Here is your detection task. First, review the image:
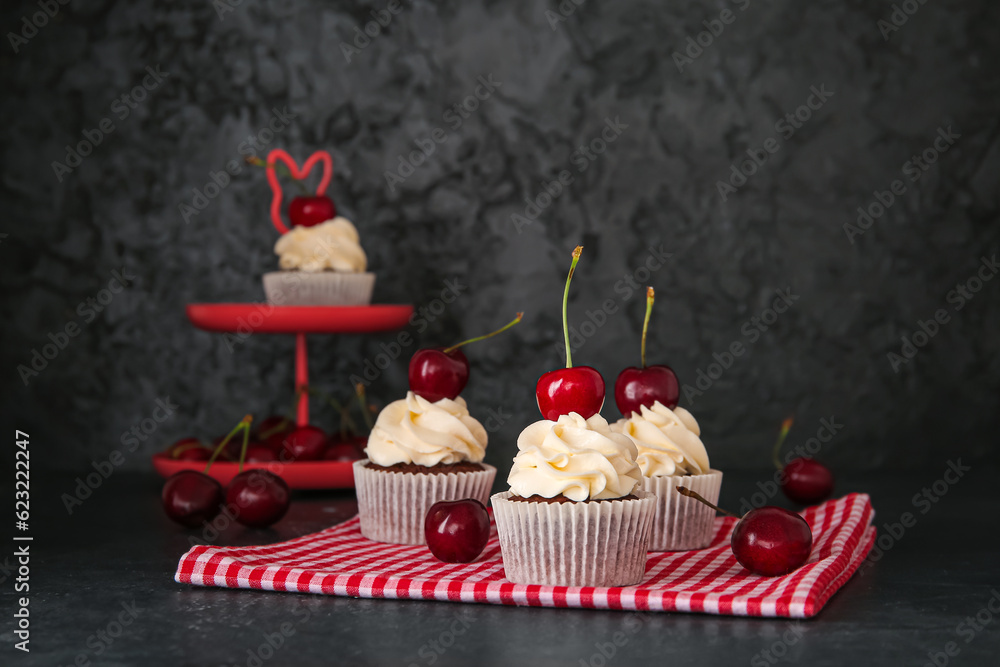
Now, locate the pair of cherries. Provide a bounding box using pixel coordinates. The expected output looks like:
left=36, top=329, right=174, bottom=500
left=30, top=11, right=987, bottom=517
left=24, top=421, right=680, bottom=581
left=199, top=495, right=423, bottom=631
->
left=534, top=248, right=678, bottom=422
left=162, top=417, right=291, bottom=529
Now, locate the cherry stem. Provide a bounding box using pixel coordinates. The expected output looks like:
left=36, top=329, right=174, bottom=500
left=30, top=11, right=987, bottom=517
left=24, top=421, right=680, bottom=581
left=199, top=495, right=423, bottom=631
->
left=771, top=416, right=795, bottom=471
left=442, top=313, right=524, bottom=354
left=246, top=156, right=310, bottom=194
left=677, top=486, right=741, bottom=519
left=641, top=286, right=654, bottom=368
left=205, top=415, right=252, bottom=474
left=562, top=246, right=583, bottom=369
left=301, top=385, right=360, bottom=436
left=237, top=419, right=251, bottom=474
left=259, top=417, right=291, bottom=440
left=171, top=441, right=205, bottom=458
left=355, top=383, right=375, bottom=432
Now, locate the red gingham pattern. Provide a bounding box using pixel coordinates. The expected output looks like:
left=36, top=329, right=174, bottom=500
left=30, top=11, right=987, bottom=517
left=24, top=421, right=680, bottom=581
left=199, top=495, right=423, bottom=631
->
left=175, top=493, right=875, bottom=618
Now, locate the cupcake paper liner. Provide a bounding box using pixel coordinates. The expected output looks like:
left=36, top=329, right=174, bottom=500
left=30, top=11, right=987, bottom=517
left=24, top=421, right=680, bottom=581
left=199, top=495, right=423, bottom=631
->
left=262, top=271, right=375, bottom=306
left=491, top=490, right=656, bottom=587
left=641, top=469, right=723, bottom=551
left=353, top=460, right=496, bottom=545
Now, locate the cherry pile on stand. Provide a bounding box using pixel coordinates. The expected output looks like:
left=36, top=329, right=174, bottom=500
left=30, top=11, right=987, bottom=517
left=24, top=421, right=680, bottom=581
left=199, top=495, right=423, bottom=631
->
left=161, top=416, right=290, bottom=529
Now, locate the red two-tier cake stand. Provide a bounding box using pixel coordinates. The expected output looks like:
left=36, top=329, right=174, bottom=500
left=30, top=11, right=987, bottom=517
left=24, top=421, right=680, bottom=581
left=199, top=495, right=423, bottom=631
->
left=152, top=149, right=413, bottom=489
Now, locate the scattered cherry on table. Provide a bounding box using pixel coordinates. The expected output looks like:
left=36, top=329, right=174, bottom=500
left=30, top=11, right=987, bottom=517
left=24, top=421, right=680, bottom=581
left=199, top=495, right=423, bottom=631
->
left=424, top=499, right=491, bottom=563
left=161, top=470, right=224, bottom=527
left=677, top=486, right=813, bottom=577
left=771, top=417, right=835, bottom=505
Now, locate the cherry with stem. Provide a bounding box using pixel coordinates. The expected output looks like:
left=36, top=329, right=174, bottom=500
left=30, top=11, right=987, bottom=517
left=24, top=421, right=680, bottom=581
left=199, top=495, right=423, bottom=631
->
left=409, top=313, right=523, bottom=403
left=677, top=486, right=813, bottom=577
left=772, top=416, right=835, bottom=505
left=535, top=246, right=605, bottom=420
left=613, top=286, right=680, bottom=416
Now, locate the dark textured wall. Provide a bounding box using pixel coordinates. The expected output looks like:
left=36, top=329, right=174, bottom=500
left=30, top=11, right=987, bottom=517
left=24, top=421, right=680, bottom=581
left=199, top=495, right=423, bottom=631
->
left=2, top=0, right=998, bottom=474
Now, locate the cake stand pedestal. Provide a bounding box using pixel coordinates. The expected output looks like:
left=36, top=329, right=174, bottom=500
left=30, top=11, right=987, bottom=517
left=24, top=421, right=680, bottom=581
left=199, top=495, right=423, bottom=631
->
left=150, top=303, right=413, bottom=489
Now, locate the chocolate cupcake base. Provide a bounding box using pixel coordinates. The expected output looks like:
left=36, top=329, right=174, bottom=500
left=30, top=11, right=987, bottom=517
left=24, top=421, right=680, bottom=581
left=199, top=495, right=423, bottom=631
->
left=491, top=490, right=656, bottom=587
left=353, top=459, right=496, bottom=545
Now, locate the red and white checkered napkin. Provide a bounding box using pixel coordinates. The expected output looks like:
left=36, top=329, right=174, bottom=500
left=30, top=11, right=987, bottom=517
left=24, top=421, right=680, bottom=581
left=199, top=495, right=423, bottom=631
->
left=175, top=492, right=875, bottom=618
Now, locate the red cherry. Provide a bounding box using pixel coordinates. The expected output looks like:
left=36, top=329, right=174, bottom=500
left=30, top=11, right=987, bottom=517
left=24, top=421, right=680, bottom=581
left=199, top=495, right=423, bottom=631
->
left=782, top=458, right=835, bottom=505
left=225, top=470, right=291, bottom=528
left=324, top=435, right=366, bottom=461
left=161, top=471, right=224, bottom=527
left=408, top=348, right=469, bottom=402
left=255, top=415, right=293, bottom=439
left=175, top=446, right=211, bottom=461
left=289, top=195, right=335, bottom=227
left=731, top=506, right=813, bottom=576
left=166, top=437, right=212, bottom=461
left=424, top=499, right=491, bottom=563
left=280, top=425, right=327, bottom=461
left=614, top=365, right=679, bottom=416
left=263, top=430, right=288, bottom=454
left=245, top=443, right=278, bottom=463
left=613, top=288, right=679, bottom=416
left=536, top=366, right=605, bottom=421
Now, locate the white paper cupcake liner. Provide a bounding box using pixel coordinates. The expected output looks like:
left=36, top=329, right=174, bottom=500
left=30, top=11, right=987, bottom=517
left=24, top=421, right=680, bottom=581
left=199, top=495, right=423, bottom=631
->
left=640, top=469, right=723, bottom=551
left=353, top=460, right=496, bottom=545
left=491, top=490, right=656, bottom=587
left=262, top=271, right=375, bottom=306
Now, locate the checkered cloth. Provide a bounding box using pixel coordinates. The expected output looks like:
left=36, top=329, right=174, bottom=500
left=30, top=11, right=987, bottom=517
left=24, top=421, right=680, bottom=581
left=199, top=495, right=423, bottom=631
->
left=175, top=492, right=875, bottom=618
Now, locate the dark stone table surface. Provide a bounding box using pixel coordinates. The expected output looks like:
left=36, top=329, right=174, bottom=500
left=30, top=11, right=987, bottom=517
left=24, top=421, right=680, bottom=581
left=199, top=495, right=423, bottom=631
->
left=4, top=466, right=998, bottom=666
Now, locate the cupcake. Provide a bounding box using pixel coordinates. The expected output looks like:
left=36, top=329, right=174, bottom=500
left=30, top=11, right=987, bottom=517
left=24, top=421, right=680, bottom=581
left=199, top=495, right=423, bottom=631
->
left=613, top=401, right=722, bottom=551
left=262, top=216, right=375, bottom=305
left=491, top=412, right=656, bottom=587
left=353, top=391, right=496, bottom=545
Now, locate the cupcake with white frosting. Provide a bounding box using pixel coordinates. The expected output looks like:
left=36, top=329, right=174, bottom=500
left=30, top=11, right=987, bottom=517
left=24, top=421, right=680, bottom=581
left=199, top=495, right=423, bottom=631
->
left=353, top=391, right=495, bottom=545
left=262, top=217, right=375, bottom=305
left=491, top=412, right=656, bottom=587
left=613, top=401, right=723, bottom=551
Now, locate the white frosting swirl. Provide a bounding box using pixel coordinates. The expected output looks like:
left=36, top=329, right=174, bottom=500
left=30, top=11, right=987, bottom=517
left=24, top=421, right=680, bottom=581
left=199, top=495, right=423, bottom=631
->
left=365, top=391, right=488, bottom=467
left=274, top=217, right=367, bottom=272
left=507, top=412, right=642, bottom=501
left=612, top=401, right=709, bottom=477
